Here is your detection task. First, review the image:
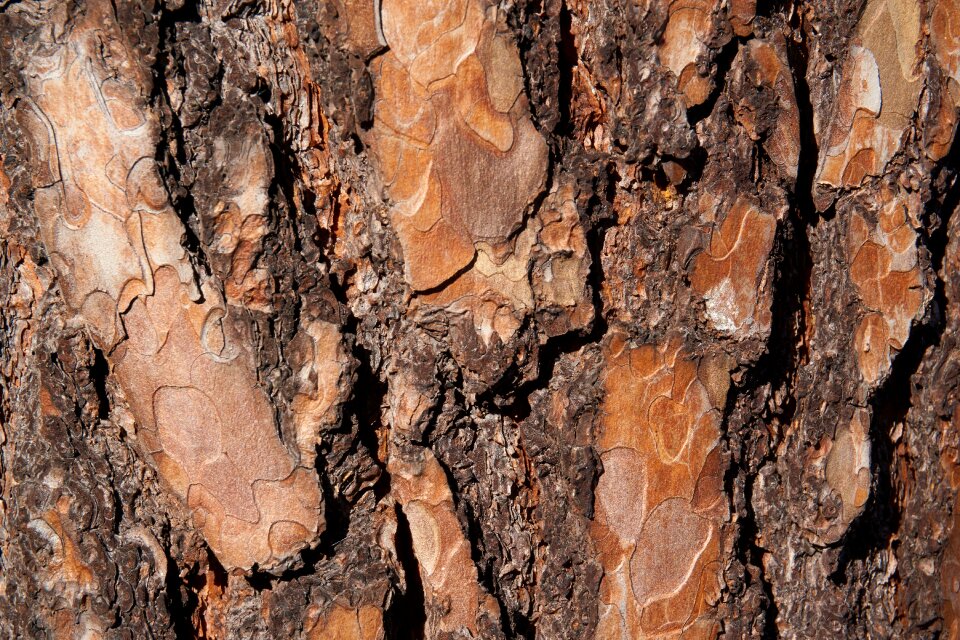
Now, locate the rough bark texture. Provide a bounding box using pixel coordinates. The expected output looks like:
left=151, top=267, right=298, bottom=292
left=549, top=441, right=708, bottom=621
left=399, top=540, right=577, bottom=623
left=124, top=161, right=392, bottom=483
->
left=1, top=0, right=959, bottom=638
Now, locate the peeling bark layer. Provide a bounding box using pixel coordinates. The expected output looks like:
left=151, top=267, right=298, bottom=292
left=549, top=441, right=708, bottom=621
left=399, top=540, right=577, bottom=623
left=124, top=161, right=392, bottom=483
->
left=2, top=0, right=960, bottom=638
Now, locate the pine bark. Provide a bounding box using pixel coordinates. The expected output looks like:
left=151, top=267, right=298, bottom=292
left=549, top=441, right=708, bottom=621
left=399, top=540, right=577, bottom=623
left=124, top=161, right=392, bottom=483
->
left=1, top=0, right=959, bottom=638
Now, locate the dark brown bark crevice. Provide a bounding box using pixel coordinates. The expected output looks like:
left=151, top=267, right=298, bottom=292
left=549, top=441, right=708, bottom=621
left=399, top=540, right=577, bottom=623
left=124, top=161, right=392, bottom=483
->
left=686, top=37, right=741, bottom=126
left=385, top=503, right=428, bottom=640
left=784, top=0, right=822, bottom=219
left=722, top=209, right=812, bottom=638
left=154, top=12, right=219, bottom=287
left=90, top=347, right=111, bottom=421
left=555, top=0, right=577, bottom=137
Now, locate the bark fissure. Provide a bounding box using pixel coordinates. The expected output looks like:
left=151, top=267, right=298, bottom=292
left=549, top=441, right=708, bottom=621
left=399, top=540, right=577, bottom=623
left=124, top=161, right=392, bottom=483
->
left=90, top=347, right=110, bottom=421
left=387, top=503, right=428, bottom=640
left=834, top=136, right=960, bottom=580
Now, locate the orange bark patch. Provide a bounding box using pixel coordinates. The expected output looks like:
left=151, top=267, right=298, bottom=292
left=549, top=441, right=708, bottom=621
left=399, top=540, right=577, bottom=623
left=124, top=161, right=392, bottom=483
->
left=207, top=128, right=273, bottom=312
left=366, top=0, right=562, bottom=345
left=27, top=496, right=108, bottom=637
left=847, top=188, right=925, bottom=385
left=334, top=0, right=387, bottom=59
left=728, top=0, right=756, bottom=37
left=932, top=0, right=960, bottom=93
left=925, top=87, right=960, bottom=162
left=534, top=183, right=594, bottom=332
left=20, top=7, right=324, bottom=571
left=593, top=337, right=729, bottom=638
left=304, top=603, right=385, bottom=640
left=660, top=0, right=720, bottom=108
left=930, top=0, right=960, bottom=160
left=289, top=319, right=350, bottom=468
left=817, top=408, right=872, bottom=542
left=690, top=197, right=776, bottom=337
left=370, top=0, right=547, bottom=290
left=815, top=0, right=922, bottom=191
left=388, top=449, right=500, bottom=637
left=735, top=39, right=800, bottom=181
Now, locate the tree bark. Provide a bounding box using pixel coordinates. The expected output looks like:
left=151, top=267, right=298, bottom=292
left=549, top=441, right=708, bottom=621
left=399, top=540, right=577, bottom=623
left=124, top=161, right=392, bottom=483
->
left=1, top=0, right=959, bottom=637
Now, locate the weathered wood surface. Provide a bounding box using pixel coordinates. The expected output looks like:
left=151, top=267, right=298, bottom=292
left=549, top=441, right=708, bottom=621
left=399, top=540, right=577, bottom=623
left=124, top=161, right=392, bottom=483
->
left=0, top=0, right=959, bottom=637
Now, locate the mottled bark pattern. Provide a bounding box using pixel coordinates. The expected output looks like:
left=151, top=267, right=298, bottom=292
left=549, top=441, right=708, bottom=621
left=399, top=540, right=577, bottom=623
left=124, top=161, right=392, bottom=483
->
left=1, top=0, right=959, bottom=638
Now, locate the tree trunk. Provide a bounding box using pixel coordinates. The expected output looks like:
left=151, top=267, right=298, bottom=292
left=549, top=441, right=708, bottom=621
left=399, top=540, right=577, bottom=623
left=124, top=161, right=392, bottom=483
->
left=1, top=0, right=959, bottom=637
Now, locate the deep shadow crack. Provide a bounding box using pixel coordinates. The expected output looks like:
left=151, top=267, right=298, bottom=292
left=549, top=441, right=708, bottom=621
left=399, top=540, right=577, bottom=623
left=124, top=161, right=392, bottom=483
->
left=385, top=503, right=428, bottom=640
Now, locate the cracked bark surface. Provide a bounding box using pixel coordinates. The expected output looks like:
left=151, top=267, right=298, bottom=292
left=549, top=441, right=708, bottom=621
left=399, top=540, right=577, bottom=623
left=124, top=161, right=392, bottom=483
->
left=1, top=0, right=959, bottom=638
